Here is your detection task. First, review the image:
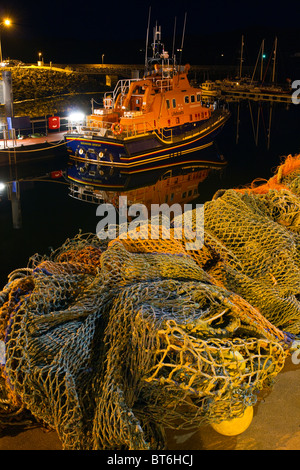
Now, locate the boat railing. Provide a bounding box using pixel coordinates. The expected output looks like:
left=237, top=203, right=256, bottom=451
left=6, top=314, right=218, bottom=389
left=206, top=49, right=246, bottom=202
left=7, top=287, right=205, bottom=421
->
left=69, top=183, right=107, bottom=204
left=122, top=120, right=156, bottom=137
left=77, top=118, right=156, bottom=139
left=104, top=78, right=140, bottom=109
left=154, top=78, right=172, bottom=92
left=74, top=108, right=229, bottom=142
left=156, top=108, right=229, bottom=143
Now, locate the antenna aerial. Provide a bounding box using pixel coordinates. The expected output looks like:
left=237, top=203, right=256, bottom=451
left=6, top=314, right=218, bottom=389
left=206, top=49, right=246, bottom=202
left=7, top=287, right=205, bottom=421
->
left=179, top=12, right=187, bottom=65
left=144, top=6, right=151, bottom=68
left=172, top=16, right=177, bottom=62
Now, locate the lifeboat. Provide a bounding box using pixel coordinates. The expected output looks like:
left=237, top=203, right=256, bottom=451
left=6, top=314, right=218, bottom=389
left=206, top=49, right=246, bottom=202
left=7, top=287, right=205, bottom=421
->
left=65, top=24, right=230, bottom=187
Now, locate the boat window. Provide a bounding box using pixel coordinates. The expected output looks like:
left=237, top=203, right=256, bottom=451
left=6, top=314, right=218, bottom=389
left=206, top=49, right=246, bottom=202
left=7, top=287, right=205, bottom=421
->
left=166, top=99, right=170, bottom=109
left=191, top=95, right=195, bottom=103
left=196, top=93, right=201, bottom=102
left=184, top=95, right=189, bottom=104
left=172, top=98, right=176, bottom=108
left=189, top=114, right=193, bottom=121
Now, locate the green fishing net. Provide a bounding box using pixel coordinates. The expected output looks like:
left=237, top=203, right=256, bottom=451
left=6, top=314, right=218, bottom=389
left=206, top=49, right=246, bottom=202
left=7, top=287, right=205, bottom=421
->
left=2, top=154, right=300, bottom=449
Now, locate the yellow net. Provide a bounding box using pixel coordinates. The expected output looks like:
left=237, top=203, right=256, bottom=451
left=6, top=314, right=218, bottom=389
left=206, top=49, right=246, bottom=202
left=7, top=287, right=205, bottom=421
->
left=2, top=154, right=300, bottom=449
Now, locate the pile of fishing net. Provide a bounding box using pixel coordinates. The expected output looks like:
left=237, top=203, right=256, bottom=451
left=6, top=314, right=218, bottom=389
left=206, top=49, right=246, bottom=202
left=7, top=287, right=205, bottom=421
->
left=1, top=153, right=300, bottom=450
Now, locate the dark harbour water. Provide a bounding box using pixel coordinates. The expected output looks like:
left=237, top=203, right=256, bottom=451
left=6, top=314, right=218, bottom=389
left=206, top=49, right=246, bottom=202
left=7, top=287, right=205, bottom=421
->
left=0, top=99, right=300, bottom=289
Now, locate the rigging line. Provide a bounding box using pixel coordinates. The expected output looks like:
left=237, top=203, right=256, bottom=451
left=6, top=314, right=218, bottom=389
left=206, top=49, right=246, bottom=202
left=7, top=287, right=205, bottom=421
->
left=0, top=139, right=71, bottom=153
left=262, top=38, right=277, bottom=85
left=251, top=40, right=263, bottom=84
left=91, top=97, right=104, bottom=106
left=262, top=51, right=272, bottom=85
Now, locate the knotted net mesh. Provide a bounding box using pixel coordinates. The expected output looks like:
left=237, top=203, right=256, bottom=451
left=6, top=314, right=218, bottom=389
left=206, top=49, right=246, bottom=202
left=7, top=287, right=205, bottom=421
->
left=1, top=154, right=300, bottom=449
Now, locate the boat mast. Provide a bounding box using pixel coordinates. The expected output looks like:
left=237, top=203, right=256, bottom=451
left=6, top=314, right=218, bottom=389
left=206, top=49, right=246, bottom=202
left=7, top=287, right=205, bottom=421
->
left=172, top=16, right=177, bottom=70
left=144, top=6, right=151, bottom=70
left=239, top=35, right=244, bottom=78
left=179, top=12, right=187, bottom=66
left=152, top=22, right=162, bottom=59
left=271, top=37, right=277, bottom=83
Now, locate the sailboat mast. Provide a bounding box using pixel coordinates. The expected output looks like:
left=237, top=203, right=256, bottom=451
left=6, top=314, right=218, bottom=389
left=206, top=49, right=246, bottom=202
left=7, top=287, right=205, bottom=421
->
left=271, top=37, right=277, bottom=83
left=239, top=35, right=244, bottom=78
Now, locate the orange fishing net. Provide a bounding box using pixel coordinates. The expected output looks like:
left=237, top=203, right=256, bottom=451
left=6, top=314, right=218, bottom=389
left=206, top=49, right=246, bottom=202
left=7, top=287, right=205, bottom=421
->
left=235, top=154, right=300, bottom=195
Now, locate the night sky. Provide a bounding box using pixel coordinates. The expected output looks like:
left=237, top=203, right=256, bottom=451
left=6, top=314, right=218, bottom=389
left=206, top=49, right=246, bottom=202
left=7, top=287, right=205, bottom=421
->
left=0, top=0, right=299, bottom=73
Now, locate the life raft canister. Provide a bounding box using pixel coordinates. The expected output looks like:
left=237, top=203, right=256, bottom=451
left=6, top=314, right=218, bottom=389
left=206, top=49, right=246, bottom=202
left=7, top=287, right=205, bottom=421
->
left=111, top=122, right=123, bottom=135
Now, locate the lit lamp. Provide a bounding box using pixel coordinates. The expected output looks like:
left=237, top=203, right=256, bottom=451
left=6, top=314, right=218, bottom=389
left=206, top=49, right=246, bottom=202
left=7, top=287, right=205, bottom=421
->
left=38, top=51, right=43, bottom=66
left=68, top=111, right=85, bottom=131
left=0, top=18, right=11, bottom=64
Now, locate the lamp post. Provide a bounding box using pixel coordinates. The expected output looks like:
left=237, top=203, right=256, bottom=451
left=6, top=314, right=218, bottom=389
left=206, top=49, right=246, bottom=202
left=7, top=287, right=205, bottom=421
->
left=0, top=19, right=11, bottom=63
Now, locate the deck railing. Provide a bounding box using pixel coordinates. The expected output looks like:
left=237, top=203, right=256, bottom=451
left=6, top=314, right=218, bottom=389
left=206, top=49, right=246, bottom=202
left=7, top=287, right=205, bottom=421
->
left=157, top=108, right=229, bottom=142
left=70, top=108, right=229, bottom=143
left=75, top=119, right=156, bottom=139
left=69, top=183, right=107, bottom=204
left=103, top=78, right=140, bottom=109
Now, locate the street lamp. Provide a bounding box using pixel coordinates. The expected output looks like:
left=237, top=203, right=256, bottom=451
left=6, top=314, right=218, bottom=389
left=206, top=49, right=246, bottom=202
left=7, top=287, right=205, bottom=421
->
left=0, top=18, right=11, bottom=63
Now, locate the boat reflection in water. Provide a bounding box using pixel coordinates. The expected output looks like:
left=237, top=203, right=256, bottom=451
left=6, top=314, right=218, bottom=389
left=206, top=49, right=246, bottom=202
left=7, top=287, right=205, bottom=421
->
left=67, top=142, right=226, bottom=210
